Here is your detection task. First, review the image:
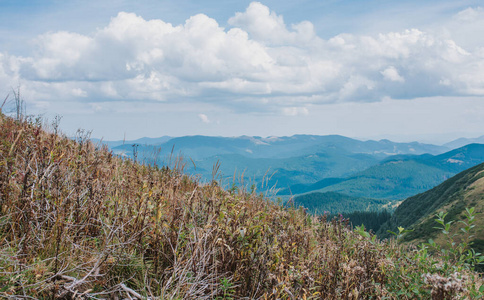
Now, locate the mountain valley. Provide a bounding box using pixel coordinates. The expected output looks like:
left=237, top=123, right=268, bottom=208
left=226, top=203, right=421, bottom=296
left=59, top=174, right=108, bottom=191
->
left=100, top=135, right=484, bottom=213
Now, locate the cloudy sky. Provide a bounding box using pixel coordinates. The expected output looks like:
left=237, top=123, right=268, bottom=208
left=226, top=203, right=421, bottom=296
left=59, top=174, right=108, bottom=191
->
left=1, top=0, right=483, bottom=143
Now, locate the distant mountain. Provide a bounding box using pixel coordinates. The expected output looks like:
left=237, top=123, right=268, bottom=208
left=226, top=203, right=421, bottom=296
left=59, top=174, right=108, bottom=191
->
left=191, top=150, right=382, bottom=188
left=292, top=191, right=391, bottom=214
left=91, top=136, right=172, bottom=149
left=313, top=160, right=453, bottom=200
left=424, top=143, right=484, bottom=172
left=291, top=144, right=484, bottom=200
left=111, top=134, right=448, bottom=161
left=377, top=162, right=484, bottom=258
left=108, top=134, right=449, bottom=188
left=443, top=135, right=484, bottom=150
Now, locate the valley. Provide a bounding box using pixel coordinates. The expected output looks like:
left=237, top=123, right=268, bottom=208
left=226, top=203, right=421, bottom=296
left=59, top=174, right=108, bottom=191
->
left=101, top=134, right=484, bottom=214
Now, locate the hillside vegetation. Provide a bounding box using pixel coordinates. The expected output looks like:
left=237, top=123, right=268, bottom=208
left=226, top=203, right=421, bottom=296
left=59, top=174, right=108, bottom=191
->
left=378, top=162, right=484, bottom=254
left=285, top=144, right=484, bottom=214
left=0, top=112, right=483, bottom=299
left=292, top=191, right=389, bottom=214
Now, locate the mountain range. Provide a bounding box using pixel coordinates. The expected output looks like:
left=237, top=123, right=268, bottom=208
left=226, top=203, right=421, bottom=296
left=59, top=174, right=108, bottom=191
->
left=287, top=143, right=484, bottom=201
left=443, top=135, right=484, bottom=150
left=109, top=134, right=447, bottom=159
left=107, top=134, right=448, bottom=185
left=96, top=134, right=484, bottom=208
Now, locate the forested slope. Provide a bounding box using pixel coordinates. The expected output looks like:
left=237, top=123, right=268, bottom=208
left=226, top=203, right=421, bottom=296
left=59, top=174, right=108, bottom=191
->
left=378, top=162, right=484, bottom=255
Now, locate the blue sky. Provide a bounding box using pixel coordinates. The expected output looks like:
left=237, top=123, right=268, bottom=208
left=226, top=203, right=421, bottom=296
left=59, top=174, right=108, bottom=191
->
left=1, top=0, right=483, bottom=143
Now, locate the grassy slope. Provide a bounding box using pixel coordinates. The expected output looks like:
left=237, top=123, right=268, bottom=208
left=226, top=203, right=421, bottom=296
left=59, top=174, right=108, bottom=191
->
left=318, top=160, right=454, bottom=200
left=0, top=113, right=482, bottom=299
left=378, top=162, right=484, bottom=251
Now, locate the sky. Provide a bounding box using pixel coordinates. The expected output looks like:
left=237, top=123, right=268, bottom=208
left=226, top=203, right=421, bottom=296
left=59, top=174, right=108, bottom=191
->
left=0, top=0, right=483, bottom=144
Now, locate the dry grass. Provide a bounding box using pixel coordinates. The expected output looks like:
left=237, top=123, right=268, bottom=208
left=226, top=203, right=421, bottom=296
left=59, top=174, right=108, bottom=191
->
left=0, top=112, right=482, bottom=299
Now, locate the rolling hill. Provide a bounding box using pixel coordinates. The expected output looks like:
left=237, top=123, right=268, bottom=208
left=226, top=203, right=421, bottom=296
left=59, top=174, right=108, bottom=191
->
left=291, top=191, right=391, bottom=214
left=191, top=150, right=381, bottom=188
left=110, top=134, right=447, bottom=160
left=377, top=162, right=484, bottom=256
left=91, top=136, right=172, bottom=149
left=290, top=144, right=484, bottom=200
left=444, top=135, right=484, bottom=150
left=108, top=134, right=449, bottom=190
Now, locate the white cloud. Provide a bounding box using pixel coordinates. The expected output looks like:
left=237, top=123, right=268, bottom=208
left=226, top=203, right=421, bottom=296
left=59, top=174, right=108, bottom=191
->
left=282, top=106, right=309, bottom=116
left=0, top=53, right=20, bottom=92
left=228, top=2, right=317, bottom=46
left=1, top=2, right=484, bottom=115
left=444, top=6, right=484, bottom=50
left=71, top=88, right=88, bottom=97
left=454, top=7, right=483, bottom=22
left=381, top=66, right=405, bottom=82
left=198, top=113, right=210, bottom=123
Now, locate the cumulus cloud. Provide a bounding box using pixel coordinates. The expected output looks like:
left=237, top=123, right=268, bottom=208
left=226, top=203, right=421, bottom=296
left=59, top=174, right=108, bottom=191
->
left=1, top=2, right=484, bottom=115
left=198, top=113, right=210, bottom=123
left=282, top=106, right=309, bottom=116
left=71, top=88, right=88, bottom=97
left=381, top=66, right=405, bottom=82
left=0, top=53, right=20, bottom=90
left=228, top=2, right=317, bottom=46
left=444, top=6, right=484, bottom=50
left=454, top=6, right=483, bottom=22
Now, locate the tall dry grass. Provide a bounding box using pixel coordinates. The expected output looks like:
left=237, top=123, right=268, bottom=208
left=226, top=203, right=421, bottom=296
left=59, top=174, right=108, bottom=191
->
left=0, top=112, right=482, bottom=299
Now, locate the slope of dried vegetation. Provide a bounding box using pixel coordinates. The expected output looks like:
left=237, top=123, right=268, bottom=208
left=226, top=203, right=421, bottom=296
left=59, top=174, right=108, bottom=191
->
left=0, top=112, right=483, bottom=299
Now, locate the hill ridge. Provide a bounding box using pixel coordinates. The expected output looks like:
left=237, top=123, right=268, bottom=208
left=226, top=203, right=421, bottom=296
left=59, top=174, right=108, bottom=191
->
left=377, top=162, right=484, bottom=249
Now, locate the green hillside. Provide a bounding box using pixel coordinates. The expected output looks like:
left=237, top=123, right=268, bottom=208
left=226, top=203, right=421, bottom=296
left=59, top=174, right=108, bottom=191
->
left=278, top=177, right=346, bottom=195
left=319, top=160, right=454, bottom=199
left=425, top=143, right=484, bottom=172
left=295, top=144, right=484, bottom=201
left=292, top=191, right=391, bottom=214
left=377, top=162, right=484, bottom=255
